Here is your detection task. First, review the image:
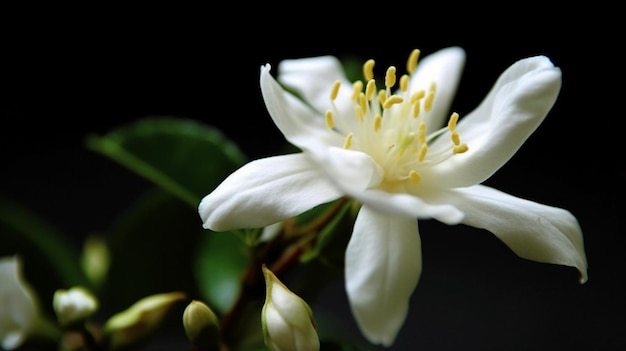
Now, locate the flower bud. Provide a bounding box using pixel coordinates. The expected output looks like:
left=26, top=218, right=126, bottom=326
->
left=261, top=265, right=319, bottom=351
left=103, top=291, right=186, bottom=350
left=182, top=300, right=220, bottom=350
left=53, top=286, right=99, bottom=326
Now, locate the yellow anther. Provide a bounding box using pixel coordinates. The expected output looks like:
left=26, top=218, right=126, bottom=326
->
left=406, top=49, right=420, bottom=74
left=418, top=144, right=428, bottom=162
left=447, top=112, right=459, bottom=130
left=359, top=92, right=368, bottom=114
left=400, top=74, right=409, bottom=92
left=354, top=105, right=364, bottom=122
left=382, top=95, right=404, bottom=109
left=344, top=133, right=353, bottom=149
left=453, top=143, right=469, bottom=154
left=330, top=80, right=341, bottom=101
left=409, top=170, right=421, bottom=184
left=412, top=101, right=421, bottom=118
left=418, top=121, right=426, bottom=143
left=365, top=79, right=376, bottom=101
left=451, top=131, right=461, bottom=145
left=385, top=66, right=396, bottom=88
left=325, top=110, right=335, bottom=129
left=351, top=80, right=363, bottom=101
left=374, top=114, right=382, bottom=131
left=378, top=89, right=387, bottom=105
left=410, top=90, right=425, bottom=103
left=424, top=90, right=435, bottom=111
left=363, top=59, right=375, bottom=81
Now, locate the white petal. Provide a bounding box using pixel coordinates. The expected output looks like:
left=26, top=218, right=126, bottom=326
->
left=408, top=47, right=466, bottom=134
left=0, top=256, right=38, bottom=349
left=260, top=64, right=341, bottom=153
left=345, top=207, right=422, bottom=346
left=431, top=56, right=562, bottom=188
left=199, top=153, right=342, bottom=231
left=439, top=185, right=588, bottom=283
left=277, top=56, right=352, bottom=115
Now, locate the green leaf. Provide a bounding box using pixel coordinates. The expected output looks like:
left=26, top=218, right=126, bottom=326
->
left=0, top=196, right=88, bottom=300
left=85, top=116, right=246, bottom=208
left=195, top=230, right=250, bottom=315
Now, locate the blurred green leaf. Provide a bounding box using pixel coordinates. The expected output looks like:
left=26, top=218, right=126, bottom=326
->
left=86, top=116, right=246, bottom=207
left=0, top=196, right=88, bottom=302
left=195, top=230, right=250, bottom=315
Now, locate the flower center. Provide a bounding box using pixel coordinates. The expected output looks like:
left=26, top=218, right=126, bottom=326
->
left=325, top=49, right=468, bottom=189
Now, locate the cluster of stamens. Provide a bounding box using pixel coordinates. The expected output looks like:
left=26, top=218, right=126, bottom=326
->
left=324, top=49, right=468, bottom=186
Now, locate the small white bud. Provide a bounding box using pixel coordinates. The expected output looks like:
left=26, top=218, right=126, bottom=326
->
left=53, top=286, right=99, bottom=326
left=261, top=265, right=319, bottom=351
left=182, top=300, right=220, bottom=350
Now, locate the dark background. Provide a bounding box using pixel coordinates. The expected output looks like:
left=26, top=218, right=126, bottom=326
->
left=2, top=6, right=623, bottom=350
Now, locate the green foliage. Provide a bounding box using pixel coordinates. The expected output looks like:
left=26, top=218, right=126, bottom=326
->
left=86, top=116, right=246, bottom=207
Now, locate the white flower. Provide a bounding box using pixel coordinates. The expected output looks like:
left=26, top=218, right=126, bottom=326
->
left=53, top=286, right=99, bottom=326
left=198, top=47, right=588, bottom=346
left=261, top=265, right=319, bottom=351
left=0, top=255, right=59, bottom=350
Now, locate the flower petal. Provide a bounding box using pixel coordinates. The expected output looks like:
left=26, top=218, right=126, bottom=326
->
left=345, top=207, right=422, bottom=346
left=199, top=153, right=342, bottom=231
left=277, top=55, right=353, bottom=115
left=437, top=185, right=588, bottom=283
left=431, top=55, right=562, bottom=188
left=260, top=64, right=341, bottom=153
left=408, top=46, right=466, bottom=134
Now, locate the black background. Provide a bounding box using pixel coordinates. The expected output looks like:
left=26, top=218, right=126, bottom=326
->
left=1, top=5, right=623, bottom=350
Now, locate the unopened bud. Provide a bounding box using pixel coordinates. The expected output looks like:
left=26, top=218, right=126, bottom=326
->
left=182, top=300, right=220, bottom=350
left=261, top=265, right=319, bottom=351
left=53, top=286, right=99, bottom=326
left=103, top=291, right=186, bottom=349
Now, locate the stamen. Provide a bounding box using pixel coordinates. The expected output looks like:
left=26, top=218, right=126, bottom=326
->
left=451, top=131, right=460, bottom=145
left=410, top=90, right=425, bottom=103
left=330, top=80, right=341, bottom=101
left=325, top=110, right=335, bottom=129
left=424, top=88, right=435, bottom=111
left=406, top=49, right=420, bottom=74
left=383, top=95, right=403, bottom=109
left=385, top=66, right=397, bottom=88
left=359, top=92, right=367, bottom=114
left=365, top=79, right=376, bottom=101
left=409, top=170, right=421, bottom=183
left=418, top=121, right=426, bottom=143
left=354, top=105, right=364, bottom=122
left=374, top=114, right=382, bottom=131
left=351, top=81, right=363, bottom=101
left=453, top=144, right=468, bottom=154
left=448, top=112, right=459, bottom=130
left=418, top=144, right=428, bottom=162
left=378, top=89, right=387, bottom=105
left=400, top=74, right=409, bottom=92
left=412, top=101, right=421, bottom=118
left=344, top=133, right=353, bottom=149
left=363, top=59, right=375, bottom=81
